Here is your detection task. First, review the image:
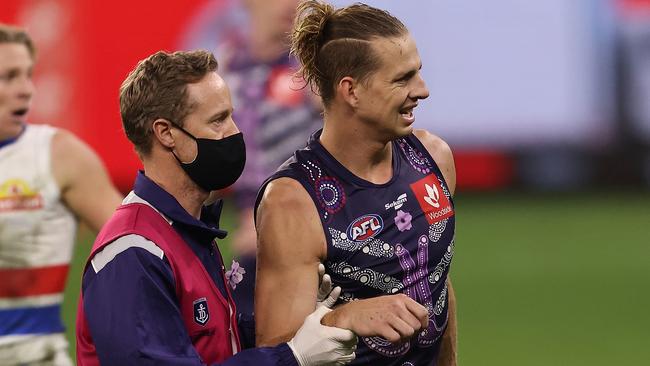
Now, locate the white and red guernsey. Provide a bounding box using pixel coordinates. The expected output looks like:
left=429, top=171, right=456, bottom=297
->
left=0, top=124, right=77, bottom=360
left=257, top=130, right=456, bottom=366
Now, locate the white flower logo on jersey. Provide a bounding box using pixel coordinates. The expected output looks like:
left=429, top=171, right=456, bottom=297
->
left=423, top=183, right=440, bottom=208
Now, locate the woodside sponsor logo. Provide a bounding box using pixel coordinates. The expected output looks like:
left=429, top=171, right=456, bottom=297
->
left=409, top=175, right=454, bottom=224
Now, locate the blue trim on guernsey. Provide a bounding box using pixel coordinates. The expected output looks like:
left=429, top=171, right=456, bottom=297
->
left=0, top=123, right=27, bottom=149
left=0, top=304, right=64, bottom=336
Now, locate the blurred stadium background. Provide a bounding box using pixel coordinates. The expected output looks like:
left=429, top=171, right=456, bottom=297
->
left=3, top=0, right=650, bottom=364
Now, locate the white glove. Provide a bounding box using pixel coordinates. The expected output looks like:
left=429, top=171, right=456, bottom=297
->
left=316, top=263, right=340, bottom=308
left=288, top=279, right=357, bottom=366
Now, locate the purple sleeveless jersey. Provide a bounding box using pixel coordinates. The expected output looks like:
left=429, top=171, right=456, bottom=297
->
left=256, top=130, right=456, bottom=366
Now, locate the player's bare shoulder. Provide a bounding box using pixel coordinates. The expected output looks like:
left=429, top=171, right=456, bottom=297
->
left=256, top=177, right=326, bottom=258
left=258, top=177, right=314, bottom=216
left=412, top=129, right=453, bottom=165
left=51, top=129, right=104, bottom=188
left=412, top=129, right=456, bottom=195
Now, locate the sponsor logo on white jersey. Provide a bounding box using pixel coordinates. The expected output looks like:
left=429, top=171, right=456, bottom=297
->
left=0, top=179, right=44, bottom=212
left=384, top=193, right=408, bottom=210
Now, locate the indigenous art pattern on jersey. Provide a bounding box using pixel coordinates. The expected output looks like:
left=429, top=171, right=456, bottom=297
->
left=259, top=131, right=456, bottom=365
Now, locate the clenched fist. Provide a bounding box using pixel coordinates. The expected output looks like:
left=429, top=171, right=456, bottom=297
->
left=321, top=294, right=428, bottom=343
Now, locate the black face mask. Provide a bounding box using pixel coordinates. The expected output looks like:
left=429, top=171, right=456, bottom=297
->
left=171, top=124, right=246, bottom=192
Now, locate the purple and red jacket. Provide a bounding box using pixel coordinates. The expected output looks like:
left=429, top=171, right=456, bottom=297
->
left=76, top=172, right=297, bottom=366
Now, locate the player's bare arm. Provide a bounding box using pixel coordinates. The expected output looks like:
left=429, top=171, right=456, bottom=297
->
left=255, top=177, right=326, bottom=346
left=256, top=178, right=430, bottom=346
left=414, top=128, right=458, bottom=365
left=51, top=129, right=122, bottom=232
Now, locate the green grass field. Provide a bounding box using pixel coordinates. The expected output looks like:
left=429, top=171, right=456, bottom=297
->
left=62, top=191, right=650, bottom=365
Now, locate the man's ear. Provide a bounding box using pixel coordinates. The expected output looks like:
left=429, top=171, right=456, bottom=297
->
left=336, top=76, right=360, bottom=108
left=151, top=119, right=175, bottom=149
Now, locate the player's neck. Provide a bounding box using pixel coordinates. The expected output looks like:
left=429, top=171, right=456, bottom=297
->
left=321, top=113, right=394, bottom=185
left=0, top=121, right=25, bottom=141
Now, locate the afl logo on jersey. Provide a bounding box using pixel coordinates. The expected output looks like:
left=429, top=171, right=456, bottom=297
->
left=347, top=214, right=384, bottom=242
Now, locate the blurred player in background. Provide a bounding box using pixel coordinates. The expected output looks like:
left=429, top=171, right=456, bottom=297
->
left=255, top=1, right=457, bottom=365
left=0, top=24, right=122, bottom=366
left=76, top=49, right=357, bottom=366
left=182, top=0, right=323, bottom=317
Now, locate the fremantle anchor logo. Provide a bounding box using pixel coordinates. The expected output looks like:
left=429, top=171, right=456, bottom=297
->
left=193, top=297, right=210, bottom=326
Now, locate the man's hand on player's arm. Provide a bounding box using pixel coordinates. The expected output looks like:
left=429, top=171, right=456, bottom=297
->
left=286, top=283, right=357, bottom=366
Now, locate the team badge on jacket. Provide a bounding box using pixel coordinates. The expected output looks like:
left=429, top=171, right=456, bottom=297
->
left=193, top=298, right=210, bottom=326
